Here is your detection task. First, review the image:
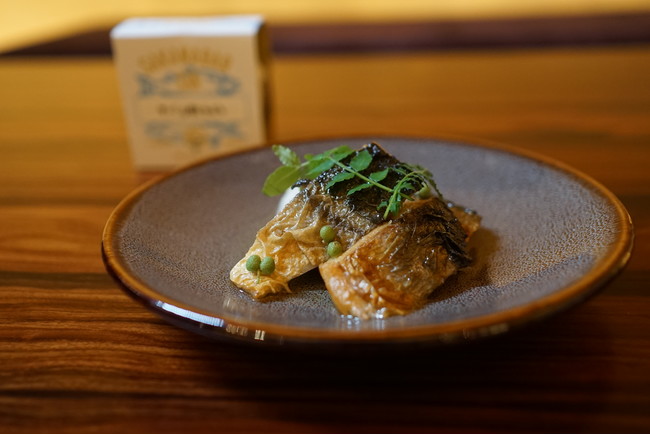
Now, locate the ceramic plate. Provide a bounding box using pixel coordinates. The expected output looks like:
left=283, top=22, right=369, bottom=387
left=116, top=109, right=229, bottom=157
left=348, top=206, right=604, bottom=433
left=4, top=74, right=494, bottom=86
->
left=102, top=137, right=633, bottom=348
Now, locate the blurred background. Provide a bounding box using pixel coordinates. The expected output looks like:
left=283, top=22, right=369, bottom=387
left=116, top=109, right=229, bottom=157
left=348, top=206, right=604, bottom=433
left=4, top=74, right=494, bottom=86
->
left=2, top=0, right=650, bottom=55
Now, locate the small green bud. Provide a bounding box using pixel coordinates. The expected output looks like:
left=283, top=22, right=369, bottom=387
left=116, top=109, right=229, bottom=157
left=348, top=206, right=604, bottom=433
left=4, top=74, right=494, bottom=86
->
left=327, top=241, right=343, bottom=258
left=246, top=255, right=261, bottom=273
left=260, top=256, right=275, bottom=275
left=320, top=225, right=336, bottom=243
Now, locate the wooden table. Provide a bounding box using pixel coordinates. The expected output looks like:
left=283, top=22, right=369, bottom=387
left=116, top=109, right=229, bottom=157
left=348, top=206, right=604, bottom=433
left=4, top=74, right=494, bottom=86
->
left=1, top=44, right=649, bottom=432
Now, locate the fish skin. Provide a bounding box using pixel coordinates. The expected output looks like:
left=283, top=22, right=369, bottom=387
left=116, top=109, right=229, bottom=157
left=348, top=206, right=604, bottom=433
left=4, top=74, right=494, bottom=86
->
left=228, top=184, right=374, bottom=298
left=319, top=198, right=480, bottom=319
left=230, top=143, right=400, bottom=298
left=230, top=143, right=480, bottom=319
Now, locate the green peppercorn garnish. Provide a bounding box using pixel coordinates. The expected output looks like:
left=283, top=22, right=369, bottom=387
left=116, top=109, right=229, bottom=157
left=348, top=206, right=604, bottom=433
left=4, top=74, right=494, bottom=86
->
left=246, top=255, right=261, bottom=273
left=260, top=256, right=275, bottom=275
left=320, top=225, right=336, bottom=243
left=327, top=241, right=343, bottom=258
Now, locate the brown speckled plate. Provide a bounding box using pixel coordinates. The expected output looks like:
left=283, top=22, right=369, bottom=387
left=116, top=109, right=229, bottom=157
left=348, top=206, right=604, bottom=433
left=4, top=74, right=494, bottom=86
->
left=102, top=137, right=633, bottom=348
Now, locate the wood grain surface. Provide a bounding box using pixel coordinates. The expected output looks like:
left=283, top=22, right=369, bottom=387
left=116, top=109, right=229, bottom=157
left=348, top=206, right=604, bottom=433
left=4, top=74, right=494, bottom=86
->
left=1, top=44, right=649, bottom=433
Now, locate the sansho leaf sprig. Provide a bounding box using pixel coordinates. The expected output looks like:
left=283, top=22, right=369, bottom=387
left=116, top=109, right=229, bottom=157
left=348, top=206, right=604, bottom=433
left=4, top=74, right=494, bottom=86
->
left=262, top=145, right=443, bottom=219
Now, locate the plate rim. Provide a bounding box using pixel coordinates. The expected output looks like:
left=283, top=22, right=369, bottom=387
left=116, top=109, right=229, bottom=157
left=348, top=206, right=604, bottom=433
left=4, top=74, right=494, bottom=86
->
left=101, top=135, right=634, bottom=345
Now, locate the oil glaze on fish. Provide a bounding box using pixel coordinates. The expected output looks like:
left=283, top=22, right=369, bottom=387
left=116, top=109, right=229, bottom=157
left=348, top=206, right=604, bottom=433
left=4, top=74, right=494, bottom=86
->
left=229, top=143, right=480, bottom=319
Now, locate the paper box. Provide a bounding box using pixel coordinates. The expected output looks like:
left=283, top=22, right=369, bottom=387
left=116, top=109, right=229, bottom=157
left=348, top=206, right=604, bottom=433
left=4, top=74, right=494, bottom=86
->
left=111, top=16, right=269, bottom=170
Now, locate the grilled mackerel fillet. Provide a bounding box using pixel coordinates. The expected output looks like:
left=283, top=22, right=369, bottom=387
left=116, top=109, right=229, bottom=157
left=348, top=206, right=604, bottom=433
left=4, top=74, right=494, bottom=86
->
left=229, top=143, right=480, bottom=317
left=319, top=198, right=480, bottom=319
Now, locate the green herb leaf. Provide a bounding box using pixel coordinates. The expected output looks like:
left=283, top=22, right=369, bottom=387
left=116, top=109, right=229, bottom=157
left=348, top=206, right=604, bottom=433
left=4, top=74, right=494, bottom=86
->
left=326, top=172, right=355, bottom=190
left=303, top=146, right=354, bottom=179
left=399, top=182, right=416, bottom=192
left=369, top=168, right=389, bottom=182
left=412, top=164, right=433, bottom=179
left=388, top=200, right=402, bottom=216
left=326, top=146, right=355, bottom=162
left=379, top=195, right=402, bottom=218
left=272, top=145, right=300, bottom=167
left=349, top=149, right=372, bottom=171
left=347, top=182, right=372, bottom=195
left=262, top=165, right=303, bottom=196
left=304, top=158, right=336, bottom=179
left=262, top=144, right=444, bottom=219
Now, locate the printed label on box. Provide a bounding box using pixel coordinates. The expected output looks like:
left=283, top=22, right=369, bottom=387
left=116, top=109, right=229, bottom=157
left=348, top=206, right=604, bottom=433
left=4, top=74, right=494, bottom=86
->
left=111, top=16, right=268, bottom=170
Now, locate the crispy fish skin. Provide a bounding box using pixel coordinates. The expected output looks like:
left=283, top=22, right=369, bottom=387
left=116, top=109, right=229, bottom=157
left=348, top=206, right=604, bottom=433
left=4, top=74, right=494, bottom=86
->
left=230, top=143, right=400, bottom=298
left=229, top=186, right=374, bottom=297
left=230, top=142, right=480, bottom=318
left=319, top=198, right=480, bottom=319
